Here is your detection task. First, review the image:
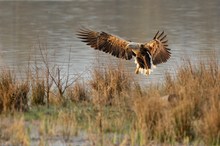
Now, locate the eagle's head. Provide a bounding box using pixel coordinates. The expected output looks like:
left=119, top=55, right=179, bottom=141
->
left=127, top=42, right=140, bottom=50
left=127, top=42, right=141, bottom=55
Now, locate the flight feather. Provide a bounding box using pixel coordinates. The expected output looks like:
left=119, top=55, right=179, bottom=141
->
left=76, top=28, right=133, bottom=60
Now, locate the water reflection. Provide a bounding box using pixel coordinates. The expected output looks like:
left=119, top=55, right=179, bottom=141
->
left=0, top=0, right=219, bottom=85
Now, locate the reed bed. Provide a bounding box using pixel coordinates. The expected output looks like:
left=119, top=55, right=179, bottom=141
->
left=0, top=54, right=219, bottom=145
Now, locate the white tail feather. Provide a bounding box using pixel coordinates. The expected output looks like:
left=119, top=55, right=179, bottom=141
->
left=134, top=57, right=155, bottom=75
left=139, top=68, right=152, bottom=75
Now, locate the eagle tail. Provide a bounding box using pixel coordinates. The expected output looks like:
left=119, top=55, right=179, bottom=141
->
left=134, top=51, right=155, bottom=76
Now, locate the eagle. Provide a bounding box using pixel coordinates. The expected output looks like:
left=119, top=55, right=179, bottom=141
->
left=76, top=28, right=171, bottom=76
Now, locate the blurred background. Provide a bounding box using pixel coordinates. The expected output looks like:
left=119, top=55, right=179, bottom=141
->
left=0, top=0, right=219, bottom=84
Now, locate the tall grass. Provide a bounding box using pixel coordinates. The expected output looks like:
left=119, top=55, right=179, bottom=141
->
left=0, top=51, right=219, bottom=145
left=130, top=58, right=220, bottom=144
left=30, top=67, right=45, bottom=106
left=0, top=69, right=29, bottom=113
left=89, top=62, right=133, bottom=106
left=0, top=116, right=30, bottom=146
left=67, top=81, right=88, bottom=102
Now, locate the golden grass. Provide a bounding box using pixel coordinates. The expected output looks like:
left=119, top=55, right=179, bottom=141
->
left=30, top=69, right=45, bottom=106
left=31, top=80, right=45, bottom=106
left=130, top=58, right=220, bottom=144
left=89, top=62, right=133, bottom=106
left=67, top=81, right=88, bottom=102
left=0, top=55, right=219, bottom=145
left=57, top=110, right=78, bottom=141
left=0, top=116, right=30, bottom=146
left=0, top=69, right=29, bottom=113
left=197, top=96, right=220, bottom=145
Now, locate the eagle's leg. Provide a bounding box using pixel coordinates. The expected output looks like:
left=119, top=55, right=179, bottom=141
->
left=135, top=63, right=140, bottom=74
left=144, top=65, right=151, bottom=76
left=146, top=69, right=150, bottom=75
left=135, top=67, right=139, bottom=74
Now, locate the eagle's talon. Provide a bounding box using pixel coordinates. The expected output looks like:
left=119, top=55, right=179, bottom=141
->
left=135, top=68, right=139, bottom=74
left=146, top=69, right=150, bottom=75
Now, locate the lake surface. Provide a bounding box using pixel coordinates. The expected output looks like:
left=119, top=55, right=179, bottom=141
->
left=0, top=0, right=220, bottom=85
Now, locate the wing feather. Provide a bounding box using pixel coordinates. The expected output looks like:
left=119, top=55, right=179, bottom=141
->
left=76, top=28, right=133, bottom=60
left=146, top=31, right=171, bottom=65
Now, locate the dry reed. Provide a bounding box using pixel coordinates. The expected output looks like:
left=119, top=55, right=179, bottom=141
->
left=89, top=62, right=133, bottom=106
left=0, top=69, right=29, bottom=113
left=0, top=51, right=219, bottom=145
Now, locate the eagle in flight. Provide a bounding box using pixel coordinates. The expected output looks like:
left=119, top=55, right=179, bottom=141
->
left=76, top=28, right=171, bottom=76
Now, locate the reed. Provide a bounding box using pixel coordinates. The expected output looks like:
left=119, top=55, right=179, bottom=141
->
left=130, top=57, right=220, bottom=144
left=0, top=116, right=30, bottom=146
left=89, top=61, right=133, bottom=106
left=30, top=66, right=46, bottom=106
left=0, top=51, right=219, bottom=145
left=67, top=81, right=88, bottom=102
left=0, top=69, right=29, bottom=113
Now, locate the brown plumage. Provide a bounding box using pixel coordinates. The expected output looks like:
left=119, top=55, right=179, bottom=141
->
left=146, top=31, right=171, bottom=65
left=76, top=28, right=171, bottom=76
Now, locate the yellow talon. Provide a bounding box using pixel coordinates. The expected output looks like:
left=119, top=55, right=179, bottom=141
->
left=135, top=68, right=139, bottom=74
left=146, top=69, right=150, bottom=75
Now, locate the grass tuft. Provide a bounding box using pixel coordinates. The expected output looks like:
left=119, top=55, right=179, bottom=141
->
left=67, top=81, right=88, bottom=102
left=89, top=63, right=133, bottom=106
left=0, top=69, right=29, bottom=113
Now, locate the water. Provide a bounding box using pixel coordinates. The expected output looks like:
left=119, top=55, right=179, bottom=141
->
left=0, top=0, right=220, bottom=85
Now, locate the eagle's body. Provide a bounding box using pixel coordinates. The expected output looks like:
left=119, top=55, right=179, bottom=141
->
left=77, top=28, right=171, bottom=76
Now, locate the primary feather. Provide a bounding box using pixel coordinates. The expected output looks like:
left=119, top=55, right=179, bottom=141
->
left=77, top=28, right=133, bottom=60
left=146, top=31, right=171, bottom=65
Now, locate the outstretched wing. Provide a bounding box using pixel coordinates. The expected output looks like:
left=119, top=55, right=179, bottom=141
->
left=146, top=31, right=171, bottom=65
left=76, top=28, right=133, bottom=60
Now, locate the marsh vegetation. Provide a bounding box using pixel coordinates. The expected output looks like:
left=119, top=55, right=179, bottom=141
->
left=0, top=49, right=220, bottom=146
